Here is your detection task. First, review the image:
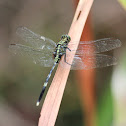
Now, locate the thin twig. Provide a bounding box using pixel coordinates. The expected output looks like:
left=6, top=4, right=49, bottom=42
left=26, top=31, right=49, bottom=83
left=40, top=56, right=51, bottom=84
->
left=38, top=0, right=94, bottom=126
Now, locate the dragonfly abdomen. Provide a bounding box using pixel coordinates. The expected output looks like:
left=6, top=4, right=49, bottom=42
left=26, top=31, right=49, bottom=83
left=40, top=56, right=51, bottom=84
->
left=36, top=62, right=57, bottom=106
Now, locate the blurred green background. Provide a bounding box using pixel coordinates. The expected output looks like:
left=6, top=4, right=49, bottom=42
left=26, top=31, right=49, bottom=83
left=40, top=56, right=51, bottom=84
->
left=0, top=0, right=126, bottom=126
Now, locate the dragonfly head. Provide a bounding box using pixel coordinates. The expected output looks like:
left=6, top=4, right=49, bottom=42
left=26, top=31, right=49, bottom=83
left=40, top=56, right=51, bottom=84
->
left=61, top=34, right=71, bottom=43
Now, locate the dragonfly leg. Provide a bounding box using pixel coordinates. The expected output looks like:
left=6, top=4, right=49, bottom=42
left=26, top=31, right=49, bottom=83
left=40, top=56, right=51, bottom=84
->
left=66, top=47, right=71, bottom=51
left=63, top=45, right=71, bottom=51
left=64, top=53, right=72, bottom=65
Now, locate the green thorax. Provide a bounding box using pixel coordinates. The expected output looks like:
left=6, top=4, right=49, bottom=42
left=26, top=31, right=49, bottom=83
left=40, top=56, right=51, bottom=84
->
left=54, top=34, right=71, bottom=63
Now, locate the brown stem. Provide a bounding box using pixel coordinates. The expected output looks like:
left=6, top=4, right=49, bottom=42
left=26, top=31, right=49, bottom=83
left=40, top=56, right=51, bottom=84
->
left=38, top=0, right=94, bottom=126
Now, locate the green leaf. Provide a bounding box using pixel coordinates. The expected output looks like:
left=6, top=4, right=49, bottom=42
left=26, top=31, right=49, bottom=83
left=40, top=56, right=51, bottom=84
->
left=118, top=0, right=126, bottom=10
left=96, top=84, right=113, bottom=126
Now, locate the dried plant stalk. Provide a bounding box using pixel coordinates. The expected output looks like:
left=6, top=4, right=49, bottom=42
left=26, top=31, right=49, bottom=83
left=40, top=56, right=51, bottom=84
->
left=38, top=0, right=94, bottom=126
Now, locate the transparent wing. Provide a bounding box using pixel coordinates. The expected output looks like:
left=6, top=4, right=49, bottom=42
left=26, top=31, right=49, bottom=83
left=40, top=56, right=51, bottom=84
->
left=68, top=38, right=121, bottom=55
left=9, top=44, right=54, bottom=67
left=61, top=54, right=117, bottom=70
left=16, top=27, right=56, bottom=49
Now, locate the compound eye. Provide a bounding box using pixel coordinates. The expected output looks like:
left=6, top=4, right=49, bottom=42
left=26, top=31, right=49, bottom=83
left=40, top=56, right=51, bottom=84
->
left=67, top=36, right=71, bottom=42
left=61, top=35, right=65, bottom=39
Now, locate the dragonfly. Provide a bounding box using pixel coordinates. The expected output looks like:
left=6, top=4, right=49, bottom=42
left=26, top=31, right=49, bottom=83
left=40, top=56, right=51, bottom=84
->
left=9, top=27, right=121, bottom=106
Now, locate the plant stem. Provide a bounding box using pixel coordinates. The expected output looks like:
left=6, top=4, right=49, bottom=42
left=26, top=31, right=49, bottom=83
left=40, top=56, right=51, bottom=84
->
left=38, top=0, right=94, bottom=126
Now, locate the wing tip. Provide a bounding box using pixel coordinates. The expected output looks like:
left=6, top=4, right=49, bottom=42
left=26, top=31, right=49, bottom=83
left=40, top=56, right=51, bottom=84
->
left=16, top=26, right=27, bottom=34
left=113, top=56, right=118, bottom=64
left=116, top=39, right=122, bottom=47
left=9, top=43, right=16, bottom=46
left=109, top=37, right=122, bottom=47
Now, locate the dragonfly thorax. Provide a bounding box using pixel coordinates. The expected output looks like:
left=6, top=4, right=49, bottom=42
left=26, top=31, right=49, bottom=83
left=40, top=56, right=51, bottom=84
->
left=53, top=35, right=71, bottom=64
left=53, top=44, right=65, bottom=63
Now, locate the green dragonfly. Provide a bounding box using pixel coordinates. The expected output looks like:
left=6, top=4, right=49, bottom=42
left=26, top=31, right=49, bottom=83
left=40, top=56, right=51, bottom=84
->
left=9, top=27, right=121, bottom=106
